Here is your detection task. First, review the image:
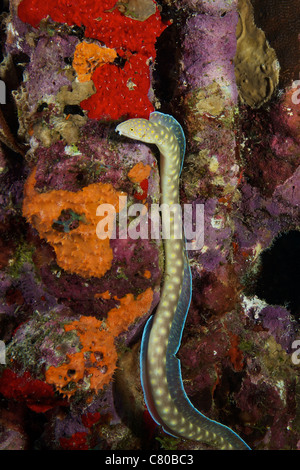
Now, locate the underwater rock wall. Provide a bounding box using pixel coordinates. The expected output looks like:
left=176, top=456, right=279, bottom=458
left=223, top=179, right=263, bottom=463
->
left=173, top=0, right=300, bottom=450
left=0, top=0, right=299, bottom=450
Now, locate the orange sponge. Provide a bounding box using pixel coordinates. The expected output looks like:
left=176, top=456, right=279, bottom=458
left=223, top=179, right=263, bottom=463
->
left=45, top=288, right=153, bottom=396
left=73, top=41, right=117, bottom=82
left=128, top=162, right=152, bottom=184
left=22, top=167, right=126, bottom=278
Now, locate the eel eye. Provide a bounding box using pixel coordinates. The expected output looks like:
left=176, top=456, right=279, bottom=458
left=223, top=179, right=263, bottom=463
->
left=130, top=128, right=134, bottom=132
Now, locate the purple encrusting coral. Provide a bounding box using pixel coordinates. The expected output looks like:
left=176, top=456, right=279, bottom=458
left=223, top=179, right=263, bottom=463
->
left=0, top=428, right=27, bottom=450
left=52, top=383, right=121, bottom=445
left=24, top=35, right=78, bottom=113
left=198, top=198, right=231, bottom=268
left=0, top=273, right=16, bottom=317
left=175, top=0, right=238, bottom=14
left=0, top=147, right=25, bottom=223
left=233, top=176, right=300, bottom=251
left=54, top=413, right=88, bottom=440
left=33, top=120, right=159, bottom=194
left=180, top=11, right=239, bottom=102
left=38, top=233, right=161, bottom=318
left=260, top=306, right=297, bottom=353
left=4, top=0, right=42, bottom=57
left=0, top=263, right=58, bottom=314
left=18, top=262, right=58, bottom=311
left=274, top=165, right=300, bottom=204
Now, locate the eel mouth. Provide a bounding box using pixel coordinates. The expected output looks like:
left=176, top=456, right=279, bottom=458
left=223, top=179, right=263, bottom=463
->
left=115, top=123, right=123, bottom=135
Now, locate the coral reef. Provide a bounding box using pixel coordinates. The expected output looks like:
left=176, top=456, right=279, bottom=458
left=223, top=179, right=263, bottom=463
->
left=17, top=0, right=169, bottom=120
left=0, top=0, right=299, bottom=452
left=171, top=0, right=300, bottom=451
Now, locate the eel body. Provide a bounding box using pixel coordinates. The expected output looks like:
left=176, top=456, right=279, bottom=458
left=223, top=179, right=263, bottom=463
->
left=116, top=112, right=250, bottom=450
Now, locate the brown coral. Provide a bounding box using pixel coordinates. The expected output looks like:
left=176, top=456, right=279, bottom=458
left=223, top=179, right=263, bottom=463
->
left=250, top=0, right=300, bottom=89
left=113, top=0, right=157, bottom=22
left=234, top=0, right=279, bottom=108
left=22, top=167, right=126, bottom=278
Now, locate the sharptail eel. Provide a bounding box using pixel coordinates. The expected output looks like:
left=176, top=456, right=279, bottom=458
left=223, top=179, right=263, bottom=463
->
left=116, top=112, right=250, bottom=450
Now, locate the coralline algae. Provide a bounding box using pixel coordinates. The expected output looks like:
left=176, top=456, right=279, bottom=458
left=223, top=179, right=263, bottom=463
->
left=181, top=12, right=239, bottom=103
